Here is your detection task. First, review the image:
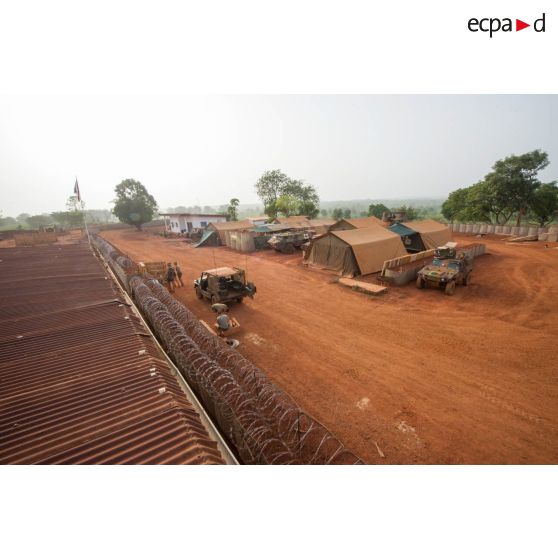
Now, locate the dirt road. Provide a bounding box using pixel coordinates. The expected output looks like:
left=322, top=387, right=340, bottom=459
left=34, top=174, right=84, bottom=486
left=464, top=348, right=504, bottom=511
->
left=102, top=229, right=558, bottom=464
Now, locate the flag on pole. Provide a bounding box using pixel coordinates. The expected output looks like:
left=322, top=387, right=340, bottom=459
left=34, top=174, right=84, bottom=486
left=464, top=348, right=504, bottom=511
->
left=74, top=177, right=81, bottom=202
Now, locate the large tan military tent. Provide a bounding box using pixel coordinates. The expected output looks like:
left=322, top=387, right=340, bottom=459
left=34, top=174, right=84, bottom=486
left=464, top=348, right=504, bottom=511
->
left=305, top=224, right=407, bottom=276
left=406, top=220, right=451, bottom=250
left=329, top=216, right=387, bottom=231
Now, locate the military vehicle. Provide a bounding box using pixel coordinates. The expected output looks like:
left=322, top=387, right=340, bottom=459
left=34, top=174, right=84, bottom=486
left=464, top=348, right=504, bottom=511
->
left=194, top=267, right=256, bottom=304
left=416, top=252, right=473, bottom=295
left=267, top=231, right=311, bottom=254
left=434, top=245, right=457, bottom=259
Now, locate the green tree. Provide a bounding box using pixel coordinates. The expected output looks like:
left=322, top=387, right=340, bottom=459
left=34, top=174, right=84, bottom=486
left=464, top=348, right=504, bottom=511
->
left=442, top=150, right=551, bottom=225
left=485, top=150, right=549, bottom=225
left=227, top=198, right=240, bottom=221
left=343, top=208, right=352, bottom=219
left=296, top=184, right=320, bottom=218
left=441, top=189, right=468, bottom=222
left=276, top=194, right=300, bottom=217
left=66, top=195, right=81, bottom=212
left=0, top=212, right=17, bottom=230
left=529, top=182, right=558, bottom=227
left=332, top=208, right=343, bottom=220
left=26, top=214, right=52, bottom=229
left=51, top=211, right=84, bottom=229
left=368, top=203, right=390, bottom=219
left=255, top=169, right=289, bottom=218
left=469, top=180, right=516, bottom=224
left=112, top=179, right=158, bottom=230
left=255, top=170, right=320, bottom=218
left=320, top=209, right=328, bottom=218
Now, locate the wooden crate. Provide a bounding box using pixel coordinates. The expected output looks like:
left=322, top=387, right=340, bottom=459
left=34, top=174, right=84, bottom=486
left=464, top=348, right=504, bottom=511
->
left=139, top=261, right=167, bottom=277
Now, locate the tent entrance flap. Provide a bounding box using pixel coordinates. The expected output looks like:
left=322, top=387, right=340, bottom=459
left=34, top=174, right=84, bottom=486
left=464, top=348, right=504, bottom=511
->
left=307, top=234, right=359, bottom=276
left=388, top=223, right=426, bottom=253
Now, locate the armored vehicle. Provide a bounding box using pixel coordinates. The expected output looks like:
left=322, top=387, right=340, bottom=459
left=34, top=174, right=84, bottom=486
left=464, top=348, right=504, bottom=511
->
left=194, top=267, right=256, bottom=304
left=434, top=245, right=457, bottom=259
left=267, top=231, right=311, bottom=254
left=416, top=252, right=473, bottom=295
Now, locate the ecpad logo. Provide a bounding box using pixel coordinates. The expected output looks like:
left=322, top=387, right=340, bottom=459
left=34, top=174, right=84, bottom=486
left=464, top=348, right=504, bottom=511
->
left=468, top=13, right=546, bottom=37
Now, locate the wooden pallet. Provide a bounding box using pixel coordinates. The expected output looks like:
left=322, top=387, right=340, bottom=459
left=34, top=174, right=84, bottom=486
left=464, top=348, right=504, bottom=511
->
left=339, top=278, right=388, bottom=295
left=200, top=317, right=241, bottom=337
left=506, top=235, right=538, bottom=243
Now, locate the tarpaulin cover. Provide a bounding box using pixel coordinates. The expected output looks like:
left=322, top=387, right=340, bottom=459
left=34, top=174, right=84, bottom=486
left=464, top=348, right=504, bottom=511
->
left=194, top=229, right=219, bottom=247
left=405, top=220, right=451, bottom=250
left=253, top=224, right=291, bottom=233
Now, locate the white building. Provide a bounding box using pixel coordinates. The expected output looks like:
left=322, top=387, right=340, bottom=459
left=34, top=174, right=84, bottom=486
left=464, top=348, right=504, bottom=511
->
left=160, top=213, right=227, bottom=233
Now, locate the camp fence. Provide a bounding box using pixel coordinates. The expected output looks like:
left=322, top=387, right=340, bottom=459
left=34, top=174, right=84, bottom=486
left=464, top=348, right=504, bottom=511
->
left=92, top=234, right=363, bottom=465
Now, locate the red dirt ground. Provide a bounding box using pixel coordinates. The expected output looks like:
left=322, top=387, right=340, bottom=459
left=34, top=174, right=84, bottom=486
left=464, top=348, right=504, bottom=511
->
left=102, top=230, right=558, bottom=464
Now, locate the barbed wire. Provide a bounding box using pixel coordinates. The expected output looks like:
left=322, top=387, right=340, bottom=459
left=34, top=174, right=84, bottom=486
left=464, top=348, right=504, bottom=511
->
left=93, top=234, right=363, bottom=464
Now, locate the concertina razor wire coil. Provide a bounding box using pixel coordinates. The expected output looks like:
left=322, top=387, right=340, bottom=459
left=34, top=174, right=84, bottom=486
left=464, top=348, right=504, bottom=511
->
left=92, top=234, right=363, bottom=465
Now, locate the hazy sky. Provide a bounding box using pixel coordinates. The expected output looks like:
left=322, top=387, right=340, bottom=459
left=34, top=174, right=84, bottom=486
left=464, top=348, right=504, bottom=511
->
left=0, top=95, right=557, bottom=216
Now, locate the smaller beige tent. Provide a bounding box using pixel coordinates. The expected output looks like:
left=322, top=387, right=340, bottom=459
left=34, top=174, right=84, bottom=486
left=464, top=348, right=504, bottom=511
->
left=406, top=220, right=451, bottom=250
left=307, top=218, right=335, bottom=235
left=329, top=216, right=388, bottom=231
left=305, top=224, right=407, bottom=276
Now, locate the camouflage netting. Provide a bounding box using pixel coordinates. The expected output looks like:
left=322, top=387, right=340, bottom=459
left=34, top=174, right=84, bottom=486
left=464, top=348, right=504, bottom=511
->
left=92, top=234, right=363, bottom=464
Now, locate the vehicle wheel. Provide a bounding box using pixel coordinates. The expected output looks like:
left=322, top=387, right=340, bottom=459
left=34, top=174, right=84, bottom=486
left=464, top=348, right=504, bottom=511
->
left=416, top=276, right=425, bottom=289
left=195, top=287, right=203, bottom=299
left=445, top=281, right=456, bottom=296
left=463, top=273, right=471, bottom=286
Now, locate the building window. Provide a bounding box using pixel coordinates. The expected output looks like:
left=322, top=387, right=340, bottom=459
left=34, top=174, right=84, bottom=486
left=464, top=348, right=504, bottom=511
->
left=200, top=221, right=207, bottom=227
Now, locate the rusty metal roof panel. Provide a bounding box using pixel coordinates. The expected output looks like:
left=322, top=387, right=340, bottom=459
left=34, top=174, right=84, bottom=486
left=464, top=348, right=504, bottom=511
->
left=0, top=244, right=225, bottom=465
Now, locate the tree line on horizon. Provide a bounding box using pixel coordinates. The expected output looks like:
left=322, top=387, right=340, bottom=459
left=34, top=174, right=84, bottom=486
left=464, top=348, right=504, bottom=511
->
left=4, top=152, right=556, bottom=232
left=441, top=150, right=558, bottom=227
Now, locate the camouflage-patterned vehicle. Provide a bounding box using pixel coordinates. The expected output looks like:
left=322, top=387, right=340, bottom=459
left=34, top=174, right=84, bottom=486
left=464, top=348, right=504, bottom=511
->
left=416, top=251, right=473, bottom=295
left=194, top=267, right=257, bottom=304
left=267, top=231, right=311, bottom=254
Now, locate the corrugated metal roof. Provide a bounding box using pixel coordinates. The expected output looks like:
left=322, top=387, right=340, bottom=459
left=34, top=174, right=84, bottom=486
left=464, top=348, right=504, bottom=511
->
left=0, top=244, right=226, bottom=464
left=206, top=219, right=252, bottom=231
left=307, top=218, right=335, bottom=227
